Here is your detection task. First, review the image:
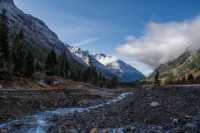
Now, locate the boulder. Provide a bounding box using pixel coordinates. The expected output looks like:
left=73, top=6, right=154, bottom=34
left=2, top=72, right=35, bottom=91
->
left=90, top=128, right=98, bottom=133
left=150, top=101, right=160, bottom=107
left=0, top=128, right=9, bottom=133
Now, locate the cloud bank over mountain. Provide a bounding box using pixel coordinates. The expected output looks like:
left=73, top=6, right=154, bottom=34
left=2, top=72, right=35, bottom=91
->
left=117, top=16, right=200, bottom=68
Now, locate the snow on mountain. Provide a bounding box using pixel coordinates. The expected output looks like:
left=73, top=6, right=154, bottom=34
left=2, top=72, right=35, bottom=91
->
left=95, top=54, right=144, bottom=82
left=67, top=46, right=144, bottom=82
left=1, top=0, right=143, bottom=82
left=95, top=54, right=122, bottom=72
left=67, top=46, right=90, bottom=65
left=67, top=46, right=114, bottom=77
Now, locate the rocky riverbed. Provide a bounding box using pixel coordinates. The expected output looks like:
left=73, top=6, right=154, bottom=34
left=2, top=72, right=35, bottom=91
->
left=49, top=86, right=200, bottom=133
left=1, top=85, right=200, bottom=133
left=0, top=93, right=133, bottom=133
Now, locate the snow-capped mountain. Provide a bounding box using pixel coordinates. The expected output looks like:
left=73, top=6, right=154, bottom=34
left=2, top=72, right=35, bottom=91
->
left=2, top=0, right=143, bottom=82
left=67, top=46, right=114, bottom=77
left=67, top=46, right=144, bottom=82
left=95, top=54, right=144, bottom=82
left=67, top=46, right=90, bottom=65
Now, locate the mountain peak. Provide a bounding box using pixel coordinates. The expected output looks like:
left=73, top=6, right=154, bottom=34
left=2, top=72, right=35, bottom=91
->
left=0, top=0, right=14, bottom=4
left=96, top=53, right=107, bottom=58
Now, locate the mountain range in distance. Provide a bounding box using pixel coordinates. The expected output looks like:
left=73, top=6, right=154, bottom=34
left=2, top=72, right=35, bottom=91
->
left=0, top=0, right=144, bottom=83
left=67, top=46, right=145, bottom=82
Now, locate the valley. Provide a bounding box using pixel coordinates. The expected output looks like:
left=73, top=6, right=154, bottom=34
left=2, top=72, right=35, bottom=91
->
left=0, top=77, right=127, bottom=123
left=1, top=0, right=200, bottom=133
left=1, top=84, right=200, bottom=132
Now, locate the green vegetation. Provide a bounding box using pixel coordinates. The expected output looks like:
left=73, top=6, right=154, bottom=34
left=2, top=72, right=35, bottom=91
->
left=108, top=75, right=119, bottom=88
left=0, top=9, right=119, bottom=88
left=45, top=50, right=58, bottom=76
left=154, top=69, right=160, bottom=86
left=13, top=30, right=26, bottom=75
left=187, top=53, right=200, bottom=70
left=24, top=50, right=35, bottom=77
left=0, top=9, right=10, bottom=78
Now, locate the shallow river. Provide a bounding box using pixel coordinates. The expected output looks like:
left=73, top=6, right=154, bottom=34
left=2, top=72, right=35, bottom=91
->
left=0, top=92, right=133, bottom=133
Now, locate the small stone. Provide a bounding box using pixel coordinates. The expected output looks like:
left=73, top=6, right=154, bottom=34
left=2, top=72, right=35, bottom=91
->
left=0, top=84, right=3, bottom=89
left=130, top=126, right=136, bottom=131
left=185, top=123, right=198, bottom=131
left=172, top=118, right=179, bottom=124
left=90, top=128, right=98, bottom=133
left=38, top=80, right=48, bottom=87
left=0, top=128, right=9, bottom=133
left=150, top=101, right=160, bottom=107
left=68, top=129, right=79, bottom=133
left=102, top=129, right=109, bottom=133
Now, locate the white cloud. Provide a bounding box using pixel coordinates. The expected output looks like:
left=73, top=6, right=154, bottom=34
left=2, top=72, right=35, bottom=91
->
left=116, top=16, right=200, bottom=68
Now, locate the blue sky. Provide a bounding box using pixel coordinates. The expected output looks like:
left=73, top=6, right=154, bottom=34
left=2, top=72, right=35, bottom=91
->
left=15, top=0, right=200, bottom=75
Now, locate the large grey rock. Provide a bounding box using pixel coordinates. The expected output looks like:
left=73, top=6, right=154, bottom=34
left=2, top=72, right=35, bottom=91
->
left=150, top=101, right=160, bottom=107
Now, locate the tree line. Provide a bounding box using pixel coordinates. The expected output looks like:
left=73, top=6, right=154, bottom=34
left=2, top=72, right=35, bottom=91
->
left=44, top=49, right=119, bottom=88
left=0, top=9, right=35, bottom=79
left=168, top=73, right=200, bottom=85
left=153, top=69, right=200, bottom=85
left=0, top=9, right=119, bottom=88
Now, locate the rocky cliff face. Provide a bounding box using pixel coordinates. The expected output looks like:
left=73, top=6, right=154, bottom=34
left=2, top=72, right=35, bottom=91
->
left=0, top=0, right=72, bottom=61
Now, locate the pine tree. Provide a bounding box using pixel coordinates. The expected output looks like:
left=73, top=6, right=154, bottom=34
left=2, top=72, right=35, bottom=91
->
left=102, top=75, right=106, bottom=86
left=154, top=69, right=160, bottom=86
left=187, top=74, right=194, bottom=83
left=83, top=68, right=89, bottom=82
left=88, top=56, right=99, bottom=83
left=181, top=76, right=186, bottom=84
left=24, top=50, right=35, bottom=77
left=59, top=55, right=65, bottom=77
left=59, top=55, right=70, bottom=78
left=45, top=49, right=58, bottom=76
left=35, top=61, right=43, bottom=71
left=64, top=59, right=70, bottom=78
left=98, top=72, right=105, bottom=87
left=0, top=9, right=9, bottom=70
left=13, top=30, right=26, bottom=75
left=109, top=75, right=119, bottom=88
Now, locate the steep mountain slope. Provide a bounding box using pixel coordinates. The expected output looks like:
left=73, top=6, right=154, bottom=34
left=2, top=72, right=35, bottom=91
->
left=150, top=50, right=200, bottom=83
left=1, top=0, right=144, bottom=82
left=67, top=46, right=144, bottom=82
left=0, top=0, right=73, bottom=62
left=95, top=54, right=144, bottom=82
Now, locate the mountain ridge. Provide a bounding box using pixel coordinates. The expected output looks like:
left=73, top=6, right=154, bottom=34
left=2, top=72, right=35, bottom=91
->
left=0, top=0, right=144, bottom=83
left=0, top=0, right=74, bottom=62
left=67, top=46, right=144, bottom=82
left=95, top=53, right=145, bottom=82
left=149, top=49, right=200, bottom=84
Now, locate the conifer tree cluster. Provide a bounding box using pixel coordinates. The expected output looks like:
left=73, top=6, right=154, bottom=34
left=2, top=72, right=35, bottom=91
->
left=0, top=9, right=9, bottom=73
left=0, top=9, right=119, bottom=88
left=0, top=9, right=36, bottom=79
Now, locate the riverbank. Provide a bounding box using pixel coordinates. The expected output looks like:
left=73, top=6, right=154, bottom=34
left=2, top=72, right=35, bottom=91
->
left=1, top=85, right=200, bottom=132
left=0, top=77, right=129, bottom=123
left=0, top=92, right=133, bottom=133
left=49, top=85, right=200, bottom=133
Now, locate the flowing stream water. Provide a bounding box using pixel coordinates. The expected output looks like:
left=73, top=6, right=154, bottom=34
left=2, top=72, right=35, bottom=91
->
left=0, top=92, right=133, bottom=133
